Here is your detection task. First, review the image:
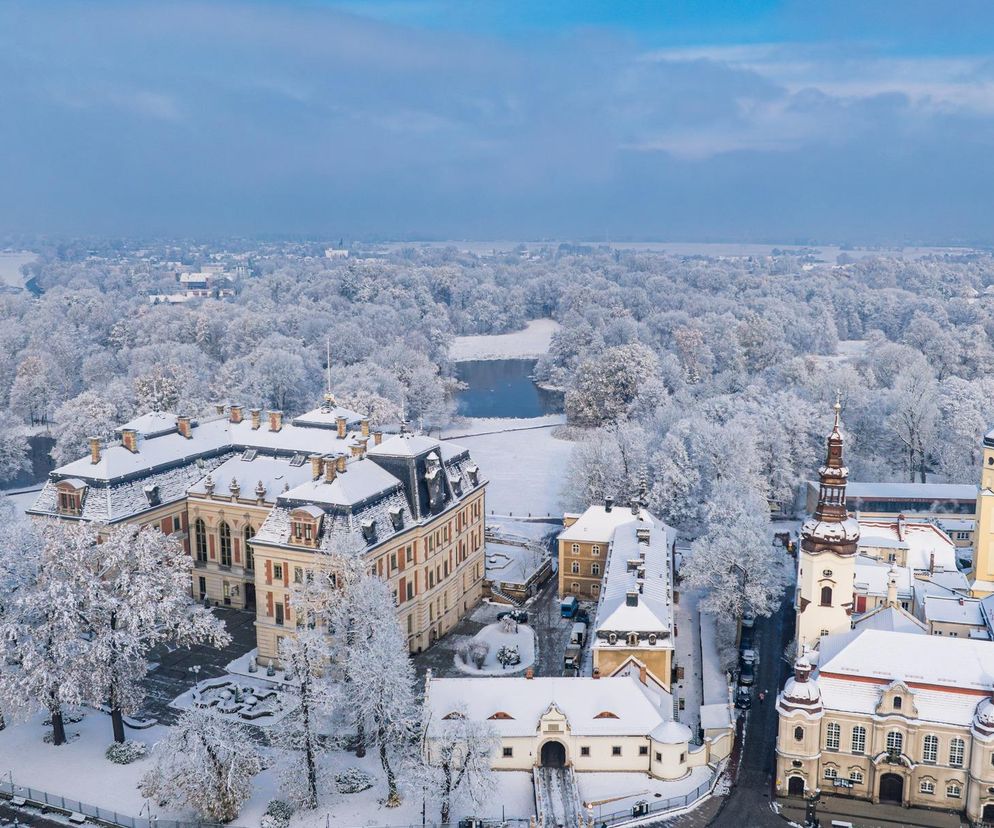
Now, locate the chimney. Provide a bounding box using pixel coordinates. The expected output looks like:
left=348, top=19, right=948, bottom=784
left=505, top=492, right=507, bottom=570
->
left=324, top=456, right=337, bottom=483
left=525, top=668, right=534, bottom=680
left=361, top=418, right=370, bottom=438
left=214, top=402, right=226, bottom=415
left=229, top=405, right=243, bottom=424
left=959, top=597, right=965, bottom=606
left=268, top=410, right=283, bottom=432
left=121, top=428, right=139, bottom=453
left=373, top=430, right=383, bottom=446
left=351, top=444, right=363, bottom=457
left=626, top=590, right=639, bottom=607
left=631, top=499, right=639, bottom=516
left=929, top=552, right=935, bottom=574
left=250, top=409, right=261, bottom=430
left=177, top=415, right=192, bottom=439
left=336, top=455, right=347, bottom=473
left=605, top=496, right=613, bottom=513
left=639, top=663, right=647, bottom=686
left=309, top=454, right=323, bottom=480
left=336, top=416, right=347, bottom=439
left=89, top=436, right=101, bottom=464
left=897, top=513, right=906, bottom=541
left=592, top=667, right=600, bottom=680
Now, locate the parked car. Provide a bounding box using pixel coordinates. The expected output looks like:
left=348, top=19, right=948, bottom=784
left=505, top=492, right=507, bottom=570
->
left=560, top=596, right=579, bottom=618
left=740, top=612, right=756, bottom=650
left=570, top=621, right=587, bottom=646
left=738, top=657, right=756, bottom=686
left=497, top=609, right=529, bottom=624
left=564, top=644, right=582, bottom=672
left=734, top=687, right=752, bottom=709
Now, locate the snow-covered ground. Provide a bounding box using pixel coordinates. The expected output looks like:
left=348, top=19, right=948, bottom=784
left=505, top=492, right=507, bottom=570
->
left=454, top=621, right=536, bottom=676
left=486, top=541, right=545, bottom=586
left=447, top=422, right=573, bottom=517
left=441, top=414, right=565, bottom=438
left=449, top=319, right=560, bottom=361
left=2, top=489, right=40, bottom=524
left=578, top=766, right=713, bottom=816
left=0, top=251, right=36, bottom=289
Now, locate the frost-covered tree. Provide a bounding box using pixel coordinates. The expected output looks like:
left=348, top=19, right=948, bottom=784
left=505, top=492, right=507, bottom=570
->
left=273, top=578, right=337, bottom=810
left=83, top=523, right=230, bottom=743
left=0, top=522, right=100, bottom=744
left=420, top=706, right=498, bottom=824
left=887, top=361, right=940, bottom=482
left=50, top=385, right=135, bottom=465
left=565, top=344, right=659, bottom=427
left=0, top=424, right=32, bottom=485
left=681, top=480, right=787, bottom=618
left=140, top=706, right=262, bottom=822
left=332, top=568, right=419, bottom=806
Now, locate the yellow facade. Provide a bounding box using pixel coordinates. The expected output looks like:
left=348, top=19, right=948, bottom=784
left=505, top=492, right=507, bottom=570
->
left=251, top=487, right=486, bottom=662
left=970, top=442, right=994, bottom=597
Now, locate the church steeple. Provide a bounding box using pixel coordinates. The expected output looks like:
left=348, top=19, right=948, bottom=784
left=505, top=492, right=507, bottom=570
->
left=801, top=397, right=859, bottom=558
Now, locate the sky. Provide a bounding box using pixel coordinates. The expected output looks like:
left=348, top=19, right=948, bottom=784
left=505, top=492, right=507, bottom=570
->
left=2, top=1, right=994, bottom=243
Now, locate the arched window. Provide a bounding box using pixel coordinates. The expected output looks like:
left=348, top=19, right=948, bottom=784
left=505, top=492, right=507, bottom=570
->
left=571, top=561, right=580, bottom=574
left=922, top=734, right=938, bottom=763
left=194, top=519, right=207, bottom=562
left=794, top=726, right=804, bottom=742
left=886, top=731, right=903, bottom=754
left=219, top=522, right=232, bottom=567
left=243, top=525, right=255, bottom=571
left=820, top=585, right=833, bottom=606
left=627, top=633, right=639, bottom=646
left=591, top=563, right=601, bottom=576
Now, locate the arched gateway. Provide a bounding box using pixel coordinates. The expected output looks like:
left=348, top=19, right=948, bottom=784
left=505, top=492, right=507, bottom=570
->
left=540, top=740, right=566, bottom=768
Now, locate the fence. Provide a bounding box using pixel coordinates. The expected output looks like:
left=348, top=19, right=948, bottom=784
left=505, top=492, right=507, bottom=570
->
left=587, top=770, right=719, bottom=827
left=0, top=780, right=239, bottom=828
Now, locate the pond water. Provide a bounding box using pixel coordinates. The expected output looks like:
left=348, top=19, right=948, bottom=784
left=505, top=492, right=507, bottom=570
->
left=453, top=359, right=563, bottom=418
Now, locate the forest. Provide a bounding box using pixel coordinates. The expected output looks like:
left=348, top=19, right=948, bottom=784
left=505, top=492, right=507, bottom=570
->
left=1, top=242, right=991, bottom=615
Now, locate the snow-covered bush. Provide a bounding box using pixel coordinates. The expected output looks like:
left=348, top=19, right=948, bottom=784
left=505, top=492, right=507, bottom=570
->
left=335, top=767, right=374, bottom=794
left=469, top=640, right=490, bottom=669
left=496, top=645, right=520, bottom=669
left=498, top=615, right=517, bottom=634
left=260, top=799, right=294, bottom=828
left=105, top=740, right=148, bottom=764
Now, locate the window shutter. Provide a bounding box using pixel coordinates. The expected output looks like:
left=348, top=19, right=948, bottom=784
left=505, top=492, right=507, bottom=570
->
left=265, top=559, right=273, bottom=585
left=266, top=591, right=274, bottom=617
left=399, top=576, right=406, bottom=603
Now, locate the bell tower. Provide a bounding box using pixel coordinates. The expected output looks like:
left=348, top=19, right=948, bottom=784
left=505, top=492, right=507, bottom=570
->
left=796, top=399, right=859, bottom=651
left=970, top=432, right=994, bottom=596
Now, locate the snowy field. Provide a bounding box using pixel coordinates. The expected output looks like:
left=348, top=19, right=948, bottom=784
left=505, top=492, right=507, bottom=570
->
left=448, top=423, right=573, bottom=517
left=0, top=710, right=538, bottom=828
left=449, top=319, right=560, bottom=361
left=454, top=621, right=536, bottom=675
left=441, top=414, right=565, bottom=438
left=0, top=251, right=35, bottom=289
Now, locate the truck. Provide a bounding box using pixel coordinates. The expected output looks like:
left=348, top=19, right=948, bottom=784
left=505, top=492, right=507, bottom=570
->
left=570, top=621, right=587, bottom=646
left=563, top=644, right=582, bottom=674
left=560, top=596, right=579, bottom=618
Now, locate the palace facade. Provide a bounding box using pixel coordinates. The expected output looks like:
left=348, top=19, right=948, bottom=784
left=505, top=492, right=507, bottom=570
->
left=28, top=398, right=487, bottom=660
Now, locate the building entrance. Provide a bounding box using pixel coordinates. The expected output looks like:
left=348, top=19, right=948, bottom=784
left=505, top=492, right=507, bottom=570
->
left=540, top=740, right=566, bottom=768
left=879, top=773, right=903, bottom=804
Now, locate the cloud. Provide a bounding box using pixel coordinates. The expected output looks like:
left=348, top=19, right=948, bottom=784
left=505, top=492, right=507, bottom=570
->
left=0, top=1, right=992, bottom=242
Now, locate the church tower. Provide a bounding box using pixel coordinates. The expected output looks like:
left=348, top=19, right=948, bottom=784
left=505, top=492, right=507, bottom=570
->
left=970, top=430, right=994, bottom=596
left=796, top=400, right=859, bottom=651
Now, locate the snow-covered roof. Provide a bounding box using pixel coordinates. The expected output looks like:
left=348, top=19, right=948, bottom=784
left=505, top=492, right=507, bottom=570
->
left=700, top=703, right=733, bottom=731
left=592, top=517, right=675, bottom=640
left=559, top=504, right=655, bottom=543
left=281, top=459, right=401, bottom=508
left=938, top=518, right=975, bottom=533
left=116, top=412, right=180, bottom=437
left=924, top=595, right=985, bottom=627
left=367, top=433, right=450, bottom=459
left=425, top=675, right=668, bottom=739
left=187, top=455, right=312, bottom=502
left=853, top=555, right=912, bottom=598
left=852, top=605, right=926, bottom=635
left=818, top=629, right=994, bottom=695
left=857, top=517, right=957, bottom=571
left=291, top=405, right=364, bottom=429
left=846, top=481, right=978, bottom=503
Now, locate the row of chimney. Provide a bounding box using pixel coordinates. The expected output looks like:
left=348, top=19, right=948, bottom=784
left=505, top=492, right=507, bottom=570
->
left=86, top=407, right=382, bottom=465
left=310, top=453, right=348, bottom=482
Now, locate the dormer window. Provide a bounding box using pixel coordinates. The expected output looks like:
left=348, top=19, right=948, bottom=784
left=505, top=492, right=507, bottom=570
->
left=289, top=505, right=324, bottom=547
left=627, top=633, right=639, bottom=646
left=55, top=479, right=87, bottom=516
left=389, top=506, right=405, bottom=531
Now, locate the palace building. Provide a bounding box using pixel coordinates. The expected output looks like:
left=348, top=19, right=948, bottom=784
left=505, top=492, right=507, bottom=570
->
left=28, top=397, right=487, bottom=661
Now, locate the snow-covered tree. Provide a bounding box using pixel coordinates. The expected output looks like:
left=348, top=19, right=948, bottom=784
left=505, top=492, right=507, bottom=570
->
left=273, top=578, right=337, bottom=810
left=681, top=480, right=787, bottom=618
left=84, top=523, right=230, bottom=743
left=50, top=385, right=134, bottom=465
left=331, top=567, right=419, bottom=806
left=0, top=522, right=101, bottom=744
left=887, top=361, right=940, bottom=482
left=420, top=706, right=498, bottom=824
left=0, top=424, right=31, bottom=485
left=565, top=343, right=659, bottom=427
left=140, top=706, right=262, bottom=822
